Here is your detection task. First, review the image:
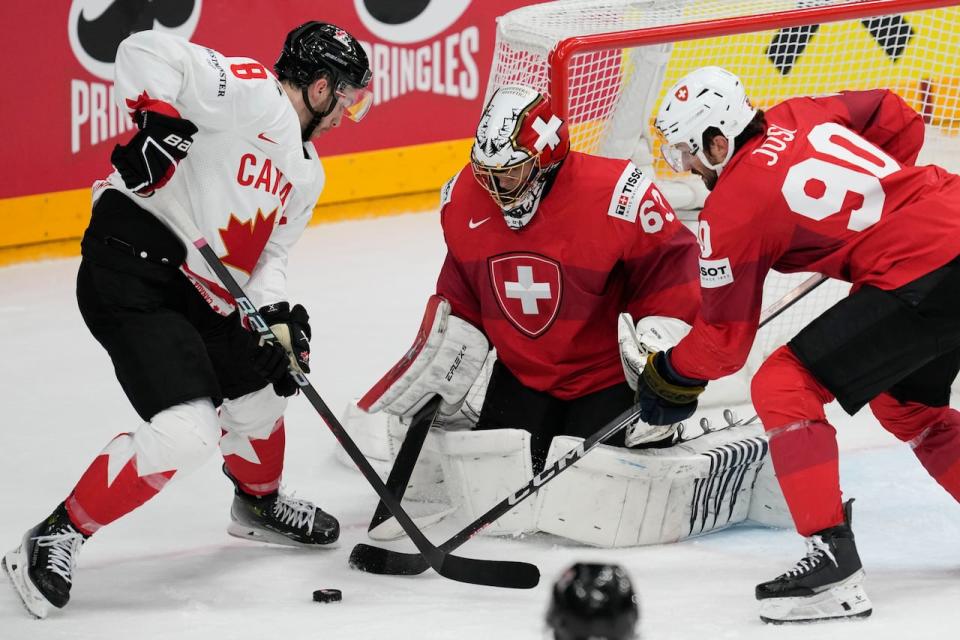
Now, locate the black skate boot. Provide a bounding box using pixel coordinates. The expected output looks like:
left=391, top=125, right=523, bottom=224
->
left=3, top=503, right=88, bottom=619
left=223, top=465, right=339, bottom=547
left=756, top=499, right=872, bottom=623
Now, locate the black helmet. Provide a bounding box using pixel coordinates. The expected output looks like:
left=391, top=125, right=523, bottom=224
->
left=545, top=563, right=639, bottom=640
left=275, top=22, right=371, bottom=90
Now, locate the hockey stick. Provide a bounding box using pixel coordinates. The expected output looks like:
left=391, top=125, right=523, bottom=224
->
left=167, top=201, right=539, bottom=589
left=349, top=272, right=830, bottom=576
left=367, top=396, right=443, bottom=538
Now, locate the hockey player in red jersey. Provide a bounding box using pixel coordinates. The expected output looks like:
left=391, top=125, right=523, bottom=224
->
left=3, top=23, right=372, bottom=619
left=635, top=66, right=960, bottom=623
left=360, top=84, right=701, bottom=477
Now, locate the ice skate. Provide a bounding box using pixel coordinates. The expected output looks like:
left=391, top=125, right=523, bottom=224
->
left=756, top=500, right=872, bottom=623
left=3, top=503, right=87, bottom=619
left=224, top=465, right=339, bottom=548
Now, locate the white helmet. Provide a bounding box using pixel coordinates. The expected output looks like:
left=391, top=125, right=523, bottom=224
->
left=654, top=66, right=756, bottom=174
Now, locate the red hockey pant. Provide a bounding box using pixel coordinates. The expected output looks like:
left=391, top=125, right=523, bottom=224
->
left=752, top=346, right=960, bottom=536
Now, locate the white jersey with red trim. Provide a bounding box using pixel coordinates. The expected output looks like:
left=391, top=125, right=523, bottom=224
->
left=95, top=30, right=323, bottom=314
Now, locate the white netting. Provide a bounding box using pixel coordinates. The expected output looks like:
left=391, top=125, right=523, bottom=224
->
left=489, top=0, right=960, bottom=390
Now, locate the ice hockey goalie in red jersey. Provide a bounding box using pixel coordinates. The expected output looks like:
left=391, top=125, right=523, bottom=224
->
left=636, top=66, right=960, bottom=623
left=360, top=85, right=700, bottom=474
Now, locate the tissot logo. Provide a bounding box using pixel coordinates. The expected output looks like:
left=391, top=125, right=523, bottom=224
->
left=356, top=0, right=471, bottom=44
left=68, top=0, right=202, bottom=80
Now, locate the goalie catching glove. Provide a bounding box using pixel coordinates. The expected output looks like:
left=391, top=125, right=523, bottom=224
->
left=618, top=314, right=693, bottom=444
left=359, top=295, right=489, bottom=418
left=618, top=314, right=693, bottom=390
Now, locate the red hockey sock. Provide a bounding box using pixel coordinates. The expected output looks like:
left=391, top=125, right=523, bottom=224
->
left=752, top=346, right=845, bottom=535
left=870, top=393, right=960, bottom=502
left=220, top=417, right=285, bottom=496
left=66, top=433, right=176, bottom=536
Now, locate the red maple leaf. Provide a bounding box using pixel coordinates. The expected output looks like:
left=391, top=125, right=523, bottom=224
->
left=219, top=207, right=278, bottom=274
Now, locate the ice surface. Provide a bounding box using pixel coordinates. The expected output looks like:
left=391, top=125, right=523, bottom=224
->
left=1, top=211, right=958, bottom=639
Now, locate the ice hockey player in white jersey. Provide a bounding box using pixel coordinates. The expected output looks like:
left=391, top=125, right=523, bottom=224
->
left=2, top=22, right=372, bottom=619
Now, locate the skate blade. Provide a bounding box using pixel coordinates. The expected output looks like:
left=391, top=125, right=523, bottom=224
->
left=759, top=570, right=873, bottom=624
left=226, top=522, right=339, bottom=549
left=3, top=548, right=52, bottom=619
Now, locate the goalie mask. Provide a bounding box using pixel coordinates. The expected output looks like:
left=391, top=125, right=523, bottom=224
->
left=545, top=563, right=639, bottom=640
left=654, top=66, right=755, bottom=175
left=471, top=85, right=570, bottom=230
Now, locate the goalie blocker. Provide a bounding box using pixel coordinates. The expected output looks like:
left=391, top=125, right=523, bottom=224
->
left=359, top=295, right=490, bottom=419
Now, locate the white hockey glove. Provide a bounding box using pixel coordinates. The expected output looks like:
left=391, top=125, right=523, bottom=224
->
left=618, top=314, right=693, bottom=446
left=617, top=314, right=692, bottom=391
left=359, top=295, right=489, bottom=418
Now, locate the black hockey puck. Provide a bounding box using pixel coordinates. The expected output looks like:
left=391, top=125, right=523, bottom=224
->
left=312, top=589, right=342, bottom=603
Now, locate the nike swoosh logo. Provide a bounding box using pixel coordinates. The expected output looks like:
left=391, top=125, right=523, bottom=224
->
left=468, top=217, right=491, bottom=229
left=257, top=132, right=277, bottom=144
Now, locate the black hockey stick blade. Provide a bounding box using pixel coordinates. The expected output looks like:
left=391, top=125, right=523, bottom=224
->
left=349, top=544, right=540, bottom=589
left=438, top=552, right=539, bottom=589
left=368, top=396, right=442, bottom=533
left=350, top=543, right=428, bottom=575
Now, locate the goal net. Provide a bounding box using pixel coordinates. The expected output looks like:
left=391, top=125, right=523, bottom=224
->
left=488, top=0, right=960, bottom=398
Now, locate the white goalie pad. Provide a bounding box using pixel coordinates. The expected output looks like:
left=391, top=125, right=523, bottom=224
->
left=336, top=401, right=447, bottom=504
left=426, top=428, right=537, bottom=537
left=535, top=417, right=788, bottom=547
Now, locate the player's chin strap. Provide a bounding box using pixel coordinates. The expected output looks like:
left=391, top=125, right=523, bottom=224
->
left=301, top=78, right=338, bottom=141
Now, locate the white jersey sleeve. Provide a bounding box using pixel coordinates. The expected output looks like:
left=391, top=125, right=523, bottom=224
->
left=103, top=30, right=324, bottom=315
left=114, top=30, right=274, bottom=134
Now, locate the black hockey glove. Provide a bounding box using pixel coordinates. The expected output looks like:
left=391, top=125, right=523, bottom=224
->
left=247, top=336, right=298, bottom=397
left=636, top=350, right=707, bottom=425
left=111, top=110, right=198, bottom=196
left=260, top=302, right=312, bottom=374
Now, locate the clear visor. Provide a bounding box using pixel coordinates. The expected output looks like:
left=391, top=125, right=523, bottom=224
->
left=471, top=156, right=539, bottom=209
left=660, top=140, right=697, bottom=173
left=336, top=81, right=373, bottom=122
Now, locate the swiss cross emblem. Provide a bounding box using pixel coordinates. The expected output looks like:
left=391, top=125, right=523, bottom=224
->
left=532, top=115, right=562, bottom=151
left=489, top=253, right=562, bottom=338
left=675, top=85, right=689, bottom=101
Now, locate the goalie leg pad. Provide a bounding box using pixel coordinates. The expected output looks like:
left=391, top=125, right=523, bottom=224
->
left=359, top=295, right=489, bottom=418
left=536, top=421, right=771, bottom=547
left=427, top=428, right=537, bottom=536
left=336, top=400, right=448, bottom=503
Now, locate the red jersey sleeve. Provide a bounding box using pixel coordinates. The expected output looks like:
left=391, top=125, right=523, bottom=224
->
left=813, top=89, right=925, bottom=166
left=623, top=182, right=700, bottom=324
left=435, top=251, right=482, bottom=328
left=670, top=209, right=782, bottom=381
left=435, top=171, right=483, bottom=328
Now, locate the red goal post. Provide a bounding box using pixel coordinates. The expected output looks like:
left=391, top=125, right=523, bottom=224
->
left=488, top=0, right=960, bottom=399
